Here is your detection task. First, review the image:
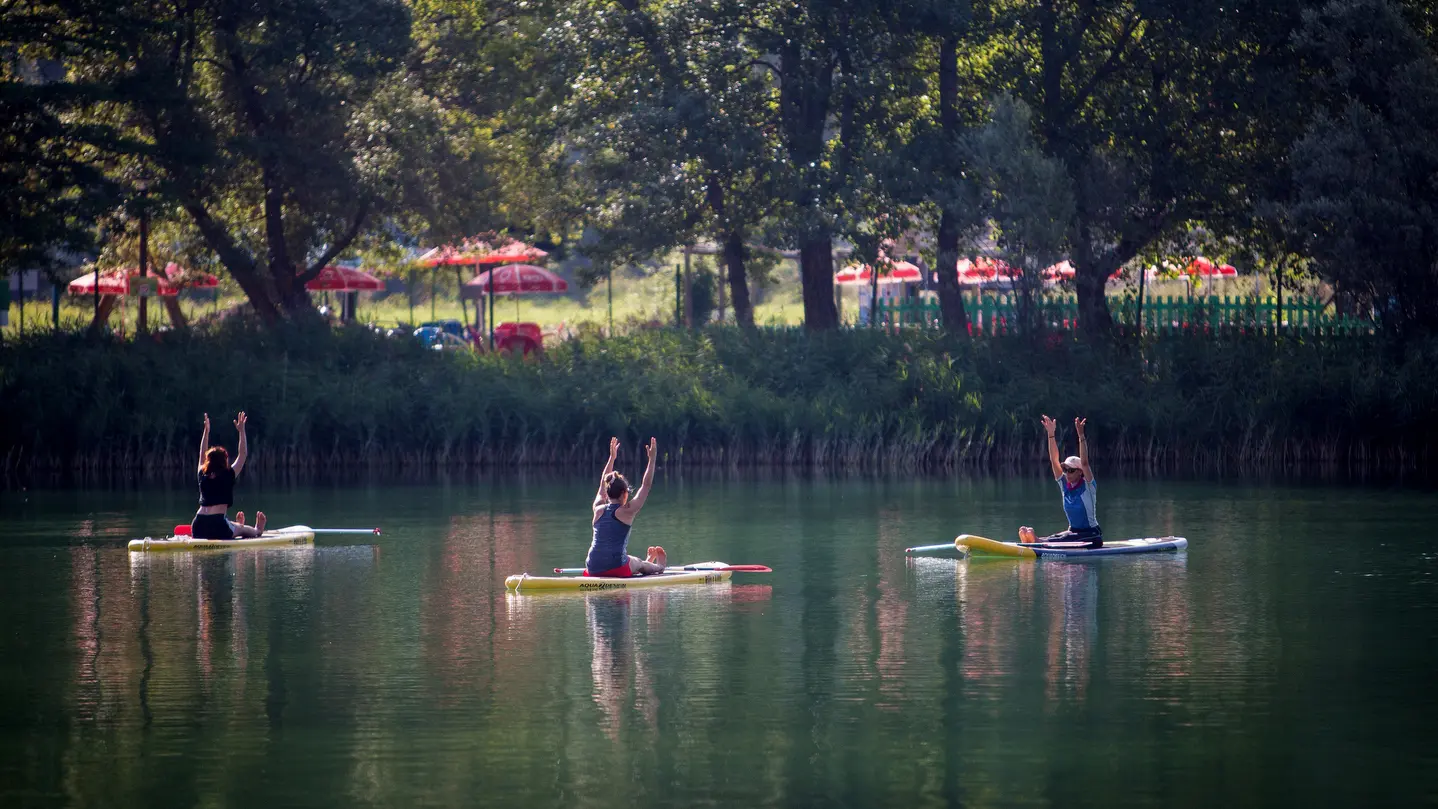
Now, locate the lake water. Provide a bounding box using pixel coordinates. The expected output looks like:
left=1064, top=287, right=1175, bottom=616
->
left=1, top=473, right=1435, bottom=808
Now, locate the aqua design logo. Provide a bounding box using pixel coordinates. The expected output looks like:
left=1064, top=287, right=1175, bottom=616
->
left=579, top=582, right=627, bottom=590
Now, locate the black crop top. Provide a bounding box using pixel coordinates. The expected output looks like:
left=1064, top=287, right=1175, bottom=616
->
left=198, top=466, right=236, bottom=507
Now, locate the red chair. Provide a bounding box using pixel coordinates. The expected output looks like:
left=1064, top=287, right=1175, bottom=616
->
left=496, top=322, right=544, bottom=357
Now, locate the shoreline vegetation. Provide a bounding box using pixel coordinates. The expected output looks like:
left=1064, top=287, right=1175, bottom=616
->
left=4, top=324, right=1436, bottom=479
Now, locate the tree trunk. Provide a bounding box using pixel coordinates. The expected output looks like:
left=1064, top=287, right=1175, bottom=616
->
left=87, top=294, right=119, bottom=335
left=799, top=239, right=838, bottom=330
left=182, top=200, right=284, bottom=323
left=778, top=37, right=836, bottom=332
left=935, top=207, right=968, bottom=337
left=162, top=296, right=189, bottom=330
left=935, top=34, right=969, bottom=336
left=1072, top=245, right=1114, bottom=335
left=724, top=230, right=754, bottom=329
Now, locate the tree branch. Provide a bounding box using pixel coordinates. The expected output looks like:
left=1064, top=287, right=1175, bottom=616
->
left=300, top=197, right=373, bottom=283
left=1064, top=11, right=1144, bottom=118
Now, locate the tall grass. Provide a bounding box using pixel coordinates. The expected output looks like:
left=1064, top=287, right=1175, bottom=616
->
left=2, top=322, right=1434, bottom=477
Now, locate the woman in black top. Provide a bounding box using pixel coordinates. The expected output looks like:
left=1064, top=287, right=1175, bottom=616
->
left=191, top=412, right=267, bottom=540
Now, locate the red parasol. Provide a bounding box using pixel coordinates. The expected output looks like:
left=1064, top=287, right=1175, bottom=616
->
left=835, top=259, right=924, bottom=285
left=68, top=263, right=218, bottom=296
left=1184, top=257, right=1239, bottom=278
left=418, top=240, right=549, bottom=267
left=305, top=266, right=384, bottom=292
left=462, top=264, right=569, bottom=298
left=955, top=257, right=1012, bottom=285
left=1041, top=260, right=1075, bottom=280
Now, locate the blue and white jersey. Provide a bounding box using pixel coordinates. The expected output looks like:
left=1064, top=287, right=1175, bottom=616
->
left=1057, top=477, right=1098, bottom=530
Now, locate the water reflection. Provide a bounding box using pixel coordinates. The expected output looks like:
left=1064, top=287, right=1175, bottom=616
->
left=13, top=477, right=1435, bottom=807
left=946, top=554, right=1194, bottom=713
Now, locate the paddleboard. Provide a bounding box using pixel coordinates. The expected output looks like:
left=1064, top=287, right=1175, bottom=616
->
left=506, top=563, right=734, bottom=592
left=955, top=534, right=1187, bottom=559
left=128, top=525, right=316, bottom=552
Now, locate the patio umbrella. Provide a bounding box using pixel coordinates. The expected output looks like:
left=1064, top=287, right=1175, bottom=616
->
left=68, top=263, right=218, bottom=296
left=417, top=240, right=549, bottom=267
left=1041, top=260, right=1075, bottom=281
left=836, top=259, right=922, bottom=329
left=834, top=260, right=924, bottom=285
left=305, top=266, right=382, bottom=322
left=417, top=240, right=548, bottom=337
left=955, top=257, right=1014, bottom=286
left=1186, top=257, right=1217, bottom=276
left=304, top=265, right=384, bottom=291
left=463, top=264, right=568, bottom=347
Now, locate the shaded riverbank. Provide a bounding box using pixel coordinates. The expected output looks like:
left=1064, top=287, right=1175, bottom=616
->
left=3, top=323, right=1435, bottom=476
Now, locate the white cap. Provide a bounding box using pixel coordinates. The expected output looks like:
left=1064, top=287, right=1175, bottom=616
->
left=1062, top=456, right=1083, bottom=471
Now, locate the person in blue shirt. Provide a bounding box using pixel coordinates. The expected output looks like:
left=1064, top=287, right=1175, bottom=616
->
left=1019, top=415, right=1102, bottom=548
left=584, top=436, right=667, bottom=577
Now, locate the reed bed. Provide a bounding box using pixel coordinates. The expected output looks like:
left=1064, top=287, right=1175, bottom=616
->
left=2, top=322, right=1434, bottom=478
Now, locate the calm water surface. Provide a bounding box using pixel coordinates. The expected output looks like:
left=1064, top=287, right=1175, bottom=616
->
left=1, top=474, right=1435, bottom=808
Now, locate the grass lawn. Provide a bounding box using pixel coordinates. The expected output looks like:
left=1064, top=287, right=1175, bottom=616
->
left=3, top=253, right=1312, bottom=338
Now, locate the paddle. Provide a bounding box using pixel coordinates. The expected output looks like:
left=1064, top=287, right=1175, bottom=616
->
left=905, top=542, right=961, bottom=554
left=171, top=524, right=381, bottom=537
left=550, top=564, right=771, bottom=575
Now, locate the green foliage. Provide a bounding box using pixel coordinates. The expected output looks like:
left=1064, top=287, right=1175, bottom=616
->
left=3, top=325, right=1433, bottom=472
left=689, top=258, right=719, bottom=322
left=8, top=0, right=501, bottom=321
left=1279, top=0, right=1438, bottom=333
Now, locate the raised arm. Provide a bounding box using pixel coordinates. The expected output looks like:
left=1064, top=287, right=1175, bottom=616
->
left=594, top=437, right=619, bottom=508
left=231, top=411, right=248, bottom=476
left=1042, top=414, right=1062, bottom=479
left=1075, top=417, right=1094, bottom=482
left=619, top=437, right=658, bottom=519
left=198, top=413, right=211, bottom=473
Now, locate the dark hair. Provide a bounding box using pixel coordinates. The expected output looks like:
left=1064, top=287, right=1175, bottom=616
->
left=203, top=446, right=229, bottom=476
left=604, top=471, right=629, bottom=500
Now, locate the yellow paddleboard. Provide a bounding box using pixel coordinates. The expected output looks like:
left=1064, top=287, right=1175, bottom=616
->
left=506, top=569, right=732, bottom=592
left=128, top=526, right=316, bottom=552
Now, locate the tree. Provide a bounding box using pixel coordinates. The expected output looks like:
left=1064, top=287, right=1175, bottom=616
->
left=1280, top=0, right=1438, bottom=334
left=967, top=97, right=1076, bottom=332
left=20, top=0, right=498, bottom=324
left=1, top=26, right=128, bottom=276
left=980, top=0, right=1295, bottom=335
left=519, top=0, right=788, bottom=328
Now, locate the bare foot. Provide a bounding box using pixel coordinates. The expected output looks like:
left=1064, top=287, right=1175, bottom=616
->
left=649, top=545, right=667, bottom=569
left=254, top=512, right=267, bottom=534
left=1019, top=526, right=1035, bottom=544
left=234, top=511, right=246, bottom=526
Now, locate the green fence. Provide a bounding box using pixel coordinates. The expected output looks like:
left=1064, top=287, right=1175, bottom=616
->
left=873, top=293, right=1374, bottom=337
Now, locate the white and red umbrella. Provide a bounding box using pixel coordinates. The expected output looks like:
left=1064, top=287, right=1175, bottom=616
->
left=1041, top=260, right=1076, bottom=280
left=68, top=263, right=219, bottom=296
left=418, top=240, right=549, bottom=268
left=462, top=264, right=569, bottom=298
left=835, top=259, right=924, bottom=285
left=955, top=257, right=1014, bottom=285
left=1184, top=257, right=1239, bottom=278
left=305, top=266, right=384, bottom=291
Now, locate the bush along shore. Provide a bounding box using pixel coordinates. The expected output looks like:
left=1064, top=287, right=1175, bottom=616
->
left=2, top=322, right=1435, bottom=476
